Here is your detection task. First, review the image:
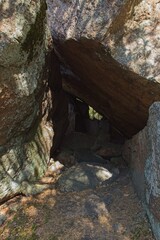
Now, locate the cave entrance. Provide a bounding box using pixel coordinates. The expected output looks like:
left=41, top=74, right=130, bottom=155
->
left=55, top=93, right=126, bottom=173
left=66, top=94, right=125, bottom=145
left=49, top=52, right=126, bottom=188
left=67, top=95, right=103, bottom=135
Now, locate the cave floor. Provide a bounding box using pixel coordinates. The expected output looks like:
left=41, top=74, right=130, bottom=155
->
left=0, top=165, right=153, bottom=240
left=0, top=169, right=154, bottom=240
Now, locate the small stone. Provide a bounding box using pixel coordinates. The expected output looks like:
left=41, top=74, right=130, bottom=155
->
left=57, top=162, right=117, bottom=192
left=96, top=143, right=122, bottom=158
left=75, top=149, right=109, bottom=164
left=48, top=161, right=64, bottom=173
left=55, top=150, right=76, bottom=167
left=0, top=214, right=6, bottom=226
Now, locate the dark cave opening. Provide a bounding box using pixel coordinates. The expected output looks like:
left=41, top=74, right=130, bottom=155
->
left=48, top=50, right=125, bottom=165
left=66, top=94, right=125, bottom=145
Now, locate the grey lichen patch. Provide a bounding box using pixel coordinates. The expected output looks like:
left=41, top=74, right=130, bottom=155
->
left=23, top=121, right=49, bottom=181
left=21, top=0, right=47, bottom=62
left=0, top=119, right=50, bottom=201
left=25, top=139, right=47, bottom=181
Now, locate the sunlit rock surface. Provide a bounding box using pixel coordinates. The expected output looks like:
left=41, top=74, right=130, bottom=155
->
left=57, top=162, right=116, bottom=192
left=47, top=0, right=160, bottom=137
left=0, top=0, right=54, bottom=201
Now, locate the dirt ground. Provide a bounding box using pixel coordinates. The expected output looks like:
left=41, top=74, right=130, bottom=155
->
left=0, top=166, right=154, bottom=240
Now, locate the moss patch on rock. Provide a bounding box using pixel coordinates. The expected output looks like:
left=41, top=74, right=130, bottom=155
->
left=21, top=0, right=47, bottom=62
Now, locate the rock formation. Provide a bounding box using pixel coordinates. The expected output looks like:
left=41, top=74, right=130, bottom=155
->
left=0, top=0, right=54, bottom=201
left=0, top=0, right=160, bottom=239
left=123, top=102, right=160, bottom=240
left=47, top=0, right=160, bottom=137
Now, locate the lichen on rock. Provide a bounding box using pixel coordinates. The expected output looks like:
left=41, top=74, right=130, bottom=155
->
left=21, top=0, right=47, bottom=62
left=0, top=0, right=54, bottom=202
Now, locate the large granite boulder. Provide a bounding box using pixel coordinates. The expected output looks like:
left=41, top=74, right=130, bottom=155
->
left=47, top=0, right=160, bottom=137
left=0, top=0, right=53, bottom=201
left=123, top=102, right=160, bottom=240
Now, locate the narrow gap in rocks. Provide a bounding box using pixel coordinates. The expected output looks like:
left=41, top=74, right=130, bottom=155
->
left=0, top=0, right=158, bottom=238
left=54, top=94, right=126, bottom=178
left=0, top=55, right=154, bottom=240
left=53, top=92, right=128, bottom=191
left=0, top=54, right=154, bottom=240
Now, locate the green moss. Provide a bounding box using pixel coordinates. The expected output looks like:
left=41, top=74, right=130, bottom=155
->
left=21, top=0, right=47, bottom=62
left=25, top=139, right=47, bottom=180
left=131, top=221, right=152, bottom=240
left=22, top=115, right=48, bottom=181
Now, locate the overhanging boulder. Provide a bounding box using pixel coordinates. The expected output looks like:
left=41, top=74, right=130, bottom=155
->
left=47, top=0, right=160, bottom=138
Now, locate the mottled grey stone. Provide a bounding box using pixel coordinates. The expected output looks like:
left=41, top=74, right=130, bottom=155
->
left=123, top=102, right=160, bottom=240
left=57, top=162, right=118, bottom=192
left=0, top=0, right=53, bottom=202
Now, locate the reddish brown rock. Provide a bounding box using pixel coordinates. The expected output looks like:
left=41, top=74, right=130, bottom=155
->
left=48, top=52, right=69, bottom=154
left=96, top=143, right=122, bottom=159
left=47, top=0, right=160, bottom=138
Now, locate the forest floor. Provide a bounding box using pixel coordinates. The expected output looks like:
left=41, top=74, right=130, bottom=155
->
left=0, top=166, right=154, bottom=240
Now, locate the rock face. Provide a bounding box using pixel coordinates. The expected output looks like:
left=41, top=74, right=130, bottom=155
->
left=48, top=51, right=69, bottom=154
left=47, top=0, right=160, bottom=137
left=0, top=0, right=54, bottom=201
left=123, top=102, right=160, bottom=240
